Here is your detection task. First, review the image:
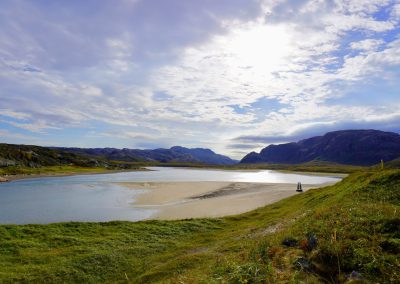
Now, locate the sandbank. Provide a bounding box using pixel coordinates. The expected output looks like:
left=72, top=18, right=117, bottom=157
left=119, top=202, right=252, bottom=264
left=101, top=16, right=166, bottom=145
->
left=117, top=181, right=336, bottom=220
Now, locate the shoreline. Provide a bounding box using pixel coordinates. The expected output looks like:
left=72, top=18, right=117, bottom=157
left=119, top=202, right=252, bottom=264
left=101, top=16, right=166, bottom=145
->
left=0, top=166, right=346, bottom=183
left=118, top=181, right=337, bottom=220
left=152, top=166, right=350, bottom=177
left=0, top=168, right=149, bottom=182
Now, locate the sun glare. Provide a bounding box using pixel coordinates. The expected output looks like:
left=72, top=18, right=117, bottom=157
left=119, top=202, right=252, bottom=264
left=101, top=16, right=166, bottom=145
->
left=225, top=24, right=292, bottom=73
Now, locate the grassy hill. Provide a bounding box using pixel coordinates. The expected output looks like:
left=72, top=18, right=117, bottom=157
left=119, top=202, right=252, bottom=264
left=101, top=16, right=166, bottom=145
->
left=0, top=169, right=399, bottom=283
left=0, top=143, right=108, bottom=168
left=0, top=144, right=145, bottom=178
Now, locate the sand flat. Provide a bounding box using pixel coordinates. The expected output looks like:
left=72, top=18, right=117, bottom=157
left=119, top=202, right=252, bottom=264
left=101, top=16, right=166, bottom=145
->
left=117, top=181, right=335, bottom=220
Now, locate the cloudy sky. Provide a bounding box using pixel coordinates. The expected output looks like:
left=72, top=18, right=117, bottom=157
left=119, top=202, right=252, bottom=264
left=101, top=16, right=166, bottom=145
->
left=1, top=0, right=399, bottom=159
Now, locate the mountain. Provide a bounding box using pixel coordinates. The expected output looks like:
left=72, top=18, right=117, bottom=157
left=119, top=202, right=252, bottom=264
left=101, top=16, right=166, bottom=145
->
left=386, top=157, right=400, bottom=169
left=0, top=143, right=237, bottom=169
left=169, top=146, right=237, bottom=165
left=240, top=129, right=400, bottom=166
left=56, top=146, right=237, bottom=165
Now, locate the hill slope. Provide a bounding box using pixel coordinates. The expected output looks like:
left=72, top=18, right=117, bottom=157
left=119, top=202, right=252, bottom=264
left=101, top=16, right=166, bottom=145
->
left=0, top=169, right=398, bottom=283
left=241, top=129, right=400, bottom=166
left=0, top=143, right=109, bottom=168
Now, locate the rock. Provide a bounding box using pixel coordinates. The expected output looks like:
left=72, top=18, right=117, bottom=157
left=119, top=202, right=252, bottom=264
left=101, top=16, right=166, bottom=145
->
left=306, top=233, right=318, bottom=251
left=346, top=271, right=363, bottom=282
left=0, top=159, right=16, bottom=167
left=282, top=237, right=298, bottom=247
left=294, top=257, right=311, bottom=271
left=0, top=177, right=9, bottom=183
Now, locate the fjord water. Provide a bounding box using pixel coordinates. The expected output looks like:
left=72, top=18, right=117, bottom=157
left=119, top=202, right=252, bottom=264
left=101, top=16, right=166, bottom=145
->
left=0, top=167, right=340, bottom=224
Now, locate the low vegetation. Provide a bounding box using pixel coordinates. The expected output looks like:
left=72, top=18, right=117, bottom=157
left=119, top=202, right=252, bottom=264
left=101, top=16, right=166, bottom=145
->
left=0, top=165, right=121, bottom=177
left=217, top=160, right=366, bottom=174
left=0, top=169, right=399, bottom=283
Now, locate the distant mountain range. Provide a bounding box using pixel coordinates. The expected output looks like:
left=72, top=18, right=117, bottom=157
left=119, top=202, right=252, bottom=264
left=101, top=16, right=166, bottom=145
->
left=240, top=130, right=400, bottom=166
left=2, top=129, right=400, bottom=169
left=53, top=146, right=238, bottom=165
left=0, top=144, right=237, bottom=168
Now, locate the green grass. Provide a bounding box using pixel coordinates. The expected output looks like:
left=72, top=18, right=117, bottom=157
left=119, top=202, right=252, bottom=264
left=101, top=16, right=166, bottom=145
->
left=0, top=165, right=144, bottom=178
left=0, top=169, right=399, bottom=283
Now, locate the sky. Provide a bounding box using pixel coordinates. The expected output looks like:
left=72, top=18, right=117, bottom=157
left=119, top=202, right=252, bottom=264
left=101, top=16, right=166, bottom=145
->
left=0, top=0, right=399, bottom=159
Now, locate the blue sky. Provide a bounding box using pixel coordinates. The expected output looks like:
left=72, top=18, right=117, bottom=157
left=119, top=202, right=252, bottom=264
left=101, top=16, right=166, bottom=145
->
left=0, top=0, right=399, bottom=159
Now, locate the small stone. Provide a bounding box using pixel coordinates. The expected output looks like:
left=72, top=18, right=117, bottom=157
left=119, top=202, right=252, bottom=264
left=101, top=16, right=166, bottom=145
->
left=294, top=257, right=311, bottom=271
left=307, top=233, right=318, bottom=251
left=0, top=177, right=9, bottom=183
left=282, top=237, right=298, bottom=247
left=347, top=270, right=363, bottom=281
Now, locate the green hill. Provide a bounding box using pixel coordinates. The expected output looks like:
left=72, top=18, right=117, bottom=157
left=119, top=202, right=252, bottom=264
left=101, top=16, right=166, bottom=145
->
left=0, top=143, right=144, bottom=177
left=0, top=169, right=399, bottom=283
left=0, top=143, right=110, bottom=168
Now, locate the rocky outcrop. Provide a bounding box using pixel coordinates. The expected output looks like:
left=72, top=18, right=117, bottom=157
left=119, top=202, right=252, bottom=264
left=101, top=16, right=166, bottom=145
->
left=0, top=177, right=9, bottom=182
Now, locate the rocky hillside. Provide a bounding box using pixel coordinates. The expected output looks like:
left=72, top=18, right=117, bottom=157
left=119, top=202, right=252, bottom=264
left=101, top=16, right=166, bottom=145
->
left=241, top=129, right=400, bottom=166
left=0, top=143, right=110, bottom=168
left=55, top=146, right=237, bottom=165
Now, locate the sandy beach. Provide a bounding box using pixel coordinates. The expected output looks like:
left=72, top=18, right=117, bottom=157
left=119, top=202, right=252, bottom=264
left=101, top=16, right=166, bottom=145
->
left=117, top=181, right=335, bottom=220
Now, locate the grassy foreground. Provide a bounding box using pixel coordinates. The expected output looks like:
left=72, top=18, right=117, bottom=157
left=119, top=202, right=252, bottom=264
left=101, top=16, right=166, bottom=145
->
left=0, top=170, right=399, bottom=283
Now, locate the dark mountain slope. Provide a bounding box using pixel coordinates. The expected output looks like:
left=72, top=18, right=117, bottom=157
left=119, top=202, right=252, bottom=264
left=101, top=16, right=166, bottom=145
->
left=241, top=129, right=400, bottom=166
left=170, top=146, right=237, bottom=165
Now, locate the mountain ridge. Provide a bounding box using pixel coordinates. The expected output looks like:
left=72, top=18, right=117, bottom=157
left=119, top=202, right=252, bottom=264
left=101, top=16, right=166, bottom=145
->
left=240, top=129, right=400, bottom=166
left=53, top=145, right=237, bottom=165
left=0, top=144, right=237, bottom=168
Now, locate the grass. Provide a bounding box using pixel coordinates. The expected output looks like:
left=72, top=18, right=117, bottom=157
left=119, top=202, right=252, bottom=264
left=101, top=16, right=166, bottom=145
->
left=0, top=164, right=144, bottom=178
left=0, top=169, right=399, bottom=283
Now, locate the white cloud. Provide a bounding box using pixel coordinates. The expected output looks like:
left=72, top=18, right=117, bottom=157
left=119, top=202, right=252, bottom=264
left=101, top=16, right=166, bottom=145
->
left=392, top=3, right=400, bottom=19
left=350, top=39, right=385, bottom=51
left=0, top=109, right=31, bottom=120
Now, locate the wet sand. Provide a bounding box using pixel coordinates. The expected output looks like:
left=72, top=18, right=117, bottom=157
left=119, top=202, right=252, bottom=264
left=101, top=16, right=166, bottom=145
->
left=117, top=181, right=335, bottom=220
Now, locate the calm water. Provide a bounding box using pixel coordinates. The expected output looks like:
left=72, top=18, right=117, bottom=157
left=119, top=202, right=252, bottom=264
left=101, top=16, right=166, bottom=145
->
left=0, top=167, right=341, bottom=224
